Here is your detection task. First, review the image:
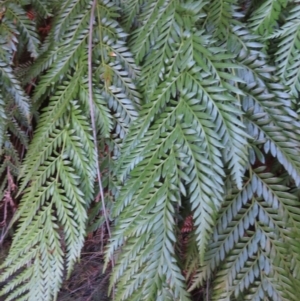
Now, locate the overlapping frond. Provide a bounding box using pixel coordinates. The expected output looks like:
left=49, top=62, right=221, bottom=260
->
left=235, top=44, right=300, bottom=185
left=107, top=0, right=255, bottom=298
left=2, top=0, right=300, bottom=300
left=0, top=73, right=94, bottom=300
left=0, top=1, right=32, bottom=251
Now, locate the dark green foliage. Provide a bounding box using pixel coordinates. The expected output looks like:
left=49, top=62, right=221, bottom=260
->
left=0, top=0, right=300, bottom=301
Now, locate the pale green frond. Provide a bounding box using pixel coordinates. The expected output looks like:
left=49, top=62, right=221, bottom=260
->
left=0, top=89, right=6, bottom=148
left=121, top=0, right=146, bottom=30
left=32, top=30, right=89, bottom=104
left=130, top=0, right=177, bottom=63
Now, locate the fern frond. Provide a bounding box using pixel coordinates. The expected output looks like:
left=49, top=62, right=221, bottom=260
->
left=0, top=90, right=6, bottom=148
left=2, top=0, right=300, bottom=300
left=249, top=0, right=288, bottom=36
left=121, top=0, right=145, bottom=30
left=1, top=1, right=140, bottom=299
left=54, top=0, right=91, bottom=41
left=32, top=31, right=89, bottom=104
left=0, top=61, right=30, bottom=121
left=193, top=167, right=300, bottom=300
left=93, top=0, right=140, bottom=138
left=270, top=1, right=300, bottom=98
left=5, top=3, right=40, bottom=57
left=0, top=100, right=96, bottom=298
left=31, top=0, right=52, bottom=18
left=110, top=147, right=190, bottom=301
left=204, top=0, right=242, bottom=39
left=19, top=69, right=83, bottom=192
left=225, top=26, right=300, bottom=185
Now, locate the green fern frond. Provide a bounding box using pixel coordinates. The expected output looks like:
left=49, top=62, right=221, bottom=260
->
left=0, top=1, right=140, bottom=299
left=130, top=0, right=178, bottom=63
left=205, top=0, right=242, bottom=39
left=0, top=101, right=95, bottom=299
left=2, top=0, right=300, bottom=300
left=32, top=31, right=89, bottom=104
left=0, top=90, right=6, bottom=148
left=54, top=0, right=92, bottom=41
left=31, top=0, right=52, bottom=18
left=192, top=167, right=300, bottom=300
left=110, top=146, right=191, bottom=301
left=121, top=0, right=145, bottom=30
left=227, top=27, right=300, bottom=185
left=5, top=2, right=40, bottom=57
left=249, top=0, right=288, bottom=36
left=0, top=61, right=30, bottom=121
left=19, top=69, right=83, bottom=192
left=270, top=1, right=300, bottom=98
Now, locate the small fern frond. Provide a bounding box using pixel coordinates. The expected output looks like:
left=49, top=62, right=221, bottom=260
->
left=6, top=2, right=40, bottom=57
left=0, top=61, right=30, bottom=122
left=121, top=0, right=145, bottom=30
left=0, top=90, right=6, bottom=148
left=53, top=0, right=91, bottom=41
left=31, top=0, right=52, bottom=18
left=19, top=69, right=83, bottom=192
left=204, top=0, right=242, bottom=39
left=270, top=1, right=300, bottom=98
left=249, top=0, right=288, bottom=36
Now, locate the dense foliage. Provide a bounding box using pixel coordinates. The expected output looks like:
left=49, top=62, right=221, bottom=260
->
left=1, top=0, right=300, bottom=300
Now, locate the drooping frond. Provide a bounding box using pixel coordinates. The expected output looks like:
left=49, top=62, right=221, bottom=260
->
left=0, top=71, right=94, bottom=301
left=106, top=0, right=300, bottom=299
left=235, top=40, right=300, bottom=185
left=0, top=0, right=139, bottom=300
left=0, top=1, right=33, bottom=253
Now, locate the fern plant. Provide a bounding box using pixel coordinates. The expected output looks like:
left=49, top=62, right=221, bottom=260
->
left=0, top=0, right=300, bottom=301
left=106, top=0, right=300, bottom=300
left=0, top=0, right=139, bottom=300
